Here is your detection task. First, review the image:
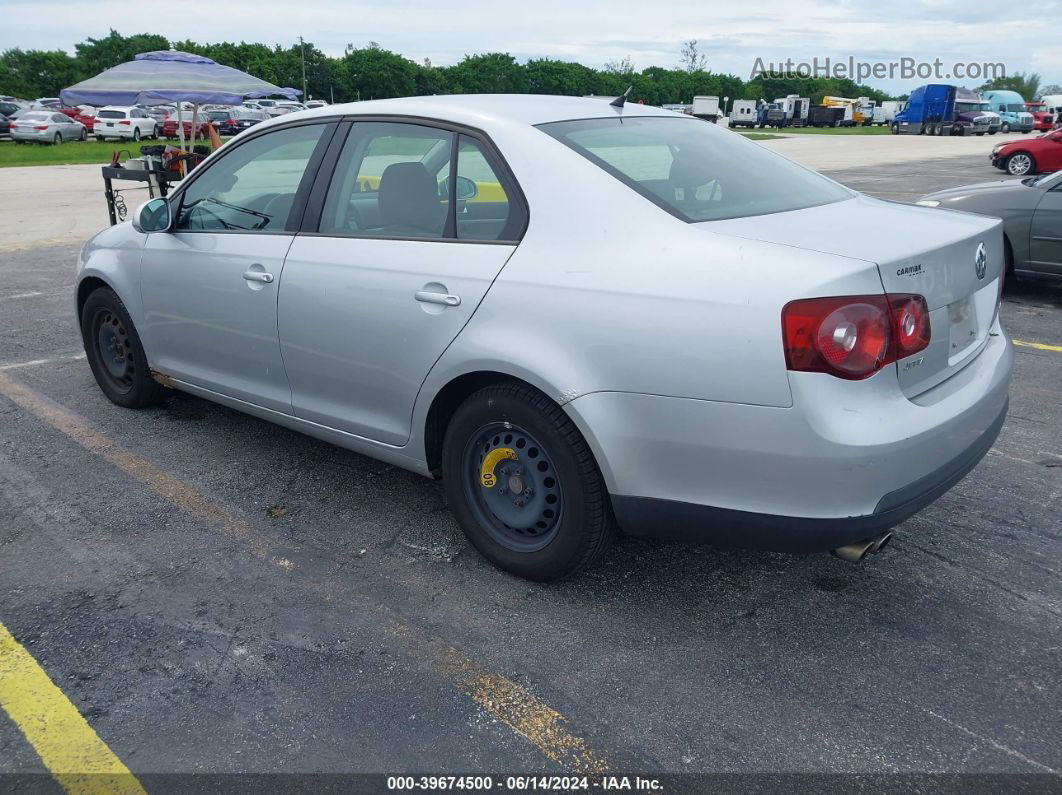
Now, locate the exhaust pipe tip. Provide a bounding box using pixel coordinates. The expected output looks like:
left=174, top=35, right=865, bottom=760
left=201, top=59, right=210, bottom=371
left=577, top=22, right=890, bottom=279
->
left=832, top=533, right=892, bottom=563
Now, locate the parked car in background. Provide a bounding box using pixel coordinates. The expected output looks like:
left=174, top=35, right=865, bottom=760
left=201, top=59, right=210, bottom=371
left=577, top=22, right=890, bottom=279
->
left=276, top=101, right=307, bottom=114
left=32, top=97, right=61, bottom=109
left=1024, top=101, right=1056, bottom=131
left=76, top=95, right=1012, bottom=579
left=206, top=107, right=266, bottom=135
left=254, top=99, right=282, bottom=115
left=140, top=105, right=173, bottom=125
left=918, top=169, right=1062, bottom=279
left=94, top=106, right=159, bottom=141
left=11, top=110, right=86, bottom=143
left=305, top=99, right=328, bottom=109
left=162, top=111, right=213, bottom=139
left=989, top=127, right=1062, bottom=175
left=0, top=116, right=10, bottom=139
left=233, top=107, right=269, bottom=130
left=982, top=90, right=1034, bottom=133
left=0, top=100, right=22, bottom=118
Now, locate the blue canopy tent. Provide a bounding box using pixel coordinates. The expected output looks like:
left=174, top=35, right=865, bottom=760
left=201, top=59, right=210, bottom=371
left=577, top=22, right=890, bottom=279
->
left=61, top=50, right=300, bottom=148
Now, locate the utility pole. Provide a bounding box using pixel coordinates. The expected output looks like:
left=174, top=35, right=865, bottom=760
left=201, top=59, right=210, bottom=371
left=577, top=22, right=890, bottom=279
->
left=299, top=36, right=308, bottom=100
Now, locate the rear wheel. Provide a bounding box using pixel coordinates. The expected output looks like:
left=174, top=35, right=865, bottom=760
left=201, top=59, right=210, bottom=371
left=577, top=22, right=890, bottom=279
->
left=81, top=287, right=164, bottom=409
left=79, top=127, right=87, bottom=140
left=133, top=127, right=141, bottom=141
left=441, top=383, right=615, bottom=581
left=53, top=132, right=62, bottom=144
left=1005, top=152, right=1035, bottom=176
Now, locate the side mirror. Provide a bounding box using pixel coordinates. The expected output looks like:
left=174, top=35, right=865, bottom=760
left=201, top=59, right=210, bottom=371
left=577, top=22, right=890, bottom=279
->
left=132, top=198, right=171, bottom=233
left=454, top=176, right=478, bottom=201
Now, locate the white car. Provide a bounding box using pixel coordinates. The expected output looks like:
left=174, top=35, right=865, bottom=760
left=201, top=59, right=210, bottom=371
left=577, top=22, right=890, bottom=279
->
left=305, top=100, right=328, bottom=109
left=95, top=106, right=159, bottom=142
left=74, top=95, right=1012, bottom=580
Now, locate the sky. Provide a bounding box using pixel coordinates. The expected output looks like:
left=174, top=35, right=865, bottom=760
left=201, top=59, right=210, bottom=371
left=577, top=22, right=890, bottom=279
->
left=4, top=0, right=1061, bottom=95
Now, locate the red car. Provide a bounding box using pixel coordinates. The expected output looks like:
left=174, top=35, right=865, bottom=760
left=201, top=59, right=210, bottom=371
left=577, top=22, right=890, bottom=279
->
left=162, top=113, right=213, bottom=139
left=1025, top=102, right=1056, bottom=131
left=991, top=128, right=1062, bottom=175
left=57, top=105, right=96, bottom=131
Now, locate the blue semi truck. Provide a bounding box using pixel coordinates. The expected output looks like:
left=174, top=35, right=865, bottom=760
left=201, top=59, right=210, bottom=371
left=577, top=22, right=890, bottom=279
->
left=892, top=84, right=994, bottom=136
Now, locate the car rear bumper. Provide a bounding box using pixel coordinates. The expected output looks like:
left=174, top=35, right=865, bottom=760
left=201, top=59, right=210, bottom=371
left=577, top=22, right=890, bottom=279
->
left=565, top=323, right=1012, bottom=552
left=12, top=130, right=52, bottom=141
left=610, top=397, right=1006, bottom=551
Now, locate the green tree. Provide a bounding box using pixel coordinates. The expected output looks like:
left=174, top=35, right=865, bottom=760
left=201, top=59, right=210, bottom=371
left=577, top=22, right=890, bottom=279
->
left=340, top=46, right=417, bottom=100
left=442, top=53, right=527, bottom=94
left=74, top=29, right=170, bottom=76
left=978, top=71, right=1041, bottom=101
left=526, top=58, right=594, bottom=96
left=0, top=48, right=82, bottom=98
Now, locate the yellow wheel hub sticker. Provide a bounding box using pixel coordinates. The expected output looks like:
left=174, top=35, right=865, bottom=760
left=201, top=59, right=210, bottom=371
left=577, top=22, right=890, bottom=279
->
left=480, top=447, right=518, bottom=488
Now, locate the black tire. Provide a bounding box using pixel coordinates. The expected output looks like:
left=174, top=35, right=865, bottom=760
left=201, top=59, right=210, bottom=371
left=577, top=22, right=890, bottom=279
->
left=891, top=123, right=899, bottom=134
left=133, top=127, right=141, bottom=141
left=81, top=287, right=164, bottom=409
left=1001, top=122, right=1011, bottom=133
left=1003, top=235, right=1016, bottom=289
left=441, top=383, right=615, bottom=581
left=1005, top=151, right=1036, bottom=176
left=53, top=132, right=61, bottom=145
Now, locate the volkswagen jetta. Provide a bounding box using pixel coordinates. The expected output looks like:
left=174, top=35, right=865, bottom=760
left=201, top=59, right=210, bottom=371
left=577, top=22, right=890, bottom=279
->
left=75, top=95, right=1013, bottom=580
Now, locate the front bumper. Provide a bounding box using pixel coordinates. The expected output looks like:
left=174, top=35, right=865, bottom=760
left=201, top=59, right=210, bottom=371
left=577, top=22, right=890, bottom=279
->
left=566, top=325, right=1012, bottom=552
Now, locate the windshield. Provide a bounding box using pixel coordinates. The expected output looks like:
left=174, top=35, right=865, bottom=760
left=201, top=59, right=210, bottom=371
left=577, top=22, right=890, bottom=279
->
left=538, top=116, right=853, bottom=223
left=955, top=102, right=979, bottom=113
left=1005, top=104, right=1025, bottom=113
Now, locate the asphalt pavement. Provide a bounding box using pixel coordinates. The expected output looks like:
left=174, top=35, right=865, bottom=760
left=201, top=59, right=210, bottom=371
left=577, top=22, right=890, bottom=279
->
left=0, top=153, right=1060, bottom=790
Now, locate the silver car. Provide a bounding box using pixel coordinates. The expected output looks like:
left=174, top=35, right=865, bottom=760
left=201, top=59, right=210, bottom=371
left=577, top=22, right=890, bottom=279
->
left=918, top=171, right=1062, bottom=280
left=74, top=95, right=1013, bottom=580
left=12, top=110, right=86, bottom=143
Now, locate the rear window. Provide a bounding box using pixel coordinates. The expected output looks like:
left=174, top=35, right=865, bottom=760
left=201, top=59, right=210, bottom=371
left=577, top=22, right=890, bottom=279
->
left=208, top=111, right=230, bottom=120
left=22, top=112, right=50, bottom=121
left=538, top=116, right=853, bottom=222
left=98, top=110, right=126, bottom=119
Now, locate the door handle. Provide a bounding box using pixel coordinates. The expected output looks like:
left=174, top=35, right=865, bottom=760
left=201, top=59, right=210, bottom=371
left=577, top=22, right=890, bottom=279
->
left=243, top=270, right=274, bottom=284
left=415, top=290, right=461, bottom=307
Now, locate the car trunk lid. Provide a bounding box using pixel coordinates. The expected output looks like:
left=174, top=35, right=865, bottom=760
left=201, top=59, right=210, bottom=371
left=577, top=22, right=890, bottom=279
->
left=700, top=195, right=1004, bottom=397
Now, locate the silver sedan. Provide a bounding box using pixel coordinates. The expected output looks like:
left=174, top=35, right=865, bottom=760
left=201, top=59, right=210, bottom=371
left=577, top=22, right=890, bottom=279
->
left=11, top=110, right=86, bottom=143
left=918, top=171, right=1062, bottom=280
left=74, top=95, right=1012, bottom=580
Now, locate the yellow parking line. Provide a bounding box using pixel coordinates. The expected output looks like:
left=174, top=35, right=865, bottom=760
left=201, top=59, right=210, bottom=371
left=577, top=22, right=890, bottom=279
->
left=0, top=372, right=611, bottom=774
left=0, top=622, right=145, bottom=795
left=1013, top=339, right=1062, bottom=353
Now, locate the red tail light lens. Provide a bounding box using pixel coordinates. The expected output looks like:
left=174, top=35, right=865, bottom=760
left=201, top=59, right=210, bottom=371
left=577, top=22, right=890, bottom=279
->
left=119, top=119, right=131, bottom=125
left=34, top=125, right=48, bottom=130
left=783, top=294, right=931, bottom=380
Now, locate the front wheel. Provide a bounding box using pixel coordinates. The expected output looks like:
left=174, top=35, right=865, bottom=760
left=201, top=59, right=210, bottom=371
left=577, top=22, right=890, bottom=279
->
left=81, top=288, right=165, bottom=409
left=1005, top=152, right=1035, bottom=176
left=441, top=383, right=615, bottom=581
left=1001, top=122, right=1011, bottom=133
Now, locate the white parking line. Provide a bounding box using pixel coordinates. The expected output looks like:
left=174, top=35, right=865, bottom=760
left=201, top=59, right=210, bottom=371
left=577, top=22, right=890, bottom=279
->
left=1, top=292, right=44, bottom=301
left=0, top=353, right=85, bottom=371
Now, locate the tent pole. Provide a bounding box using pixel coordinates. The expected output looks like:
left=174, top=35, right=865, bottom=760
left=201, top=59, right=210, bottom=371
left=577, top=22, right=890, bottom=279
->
left=190, top=102, right=198, bottom=151
left=176, top=103, right=185, bottom=151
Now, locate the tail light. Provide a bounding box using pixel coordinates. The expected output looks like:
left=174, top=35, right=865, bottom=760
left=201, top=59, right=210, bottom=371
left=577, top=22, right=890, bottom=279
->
left=35, top=125, right=48, bottom=130
left=782, top=294, right=931, bottom=380
left=119, top=119, right=131, bottom=126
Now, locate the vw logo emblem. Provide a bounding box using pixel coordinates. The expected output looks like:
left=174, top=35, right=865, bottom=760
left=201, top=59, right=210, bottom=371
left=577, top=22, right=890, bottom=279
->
left=975, top=242, right=987, bottom=280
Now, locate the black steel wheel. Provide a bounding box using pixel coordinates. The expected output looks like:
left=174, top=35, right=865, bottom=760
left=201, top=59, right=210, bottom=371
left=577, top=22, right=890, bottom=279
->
left=442, top=383, right=615, bottom=581
left=81, top=287, right=164, bottom=408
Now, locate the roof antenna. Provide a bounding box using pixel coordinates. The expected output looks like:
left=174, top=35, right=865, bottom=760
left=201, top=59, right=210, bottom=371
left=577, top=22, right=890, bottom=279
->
left=610, top=86, right=632, bottom=108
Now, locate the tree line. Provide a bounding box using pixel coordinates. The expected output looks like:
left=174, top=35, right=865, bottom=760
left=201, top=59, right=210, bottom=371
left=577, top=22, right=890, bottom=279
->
left=1, top=30, right=901, bottom=107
